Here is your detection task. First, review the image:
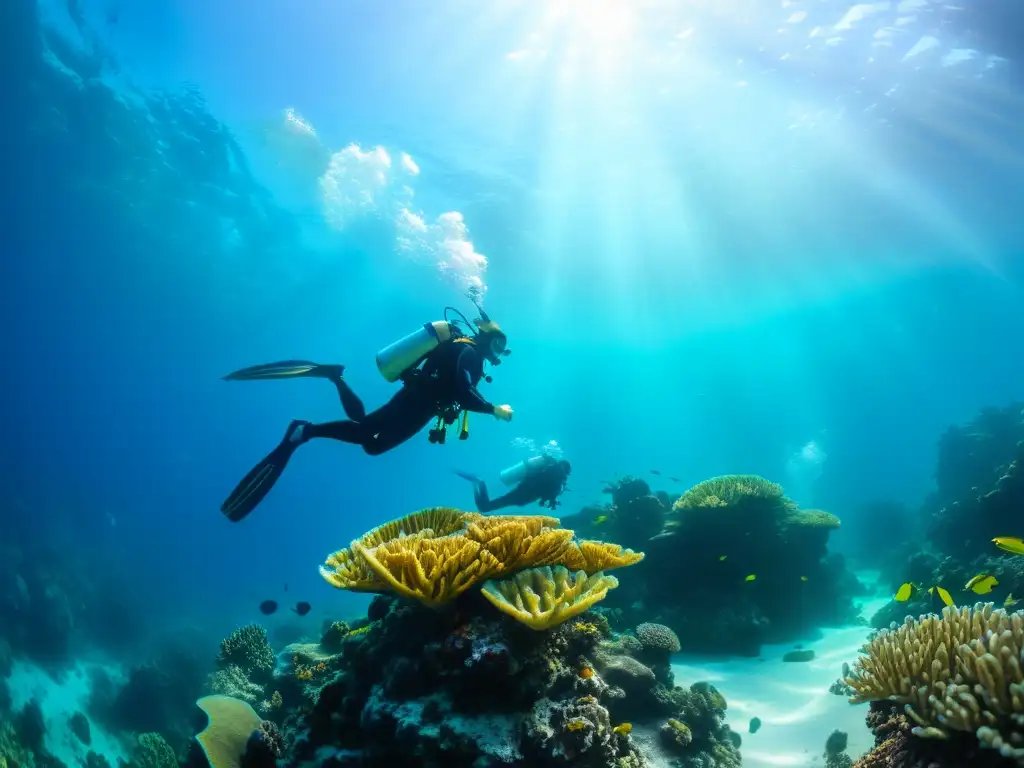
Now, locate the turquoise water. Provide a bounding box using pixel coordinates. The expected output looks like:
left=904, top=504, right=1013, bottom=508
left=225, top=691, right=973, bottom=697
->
left=3, top=1, right=1023, bottom=767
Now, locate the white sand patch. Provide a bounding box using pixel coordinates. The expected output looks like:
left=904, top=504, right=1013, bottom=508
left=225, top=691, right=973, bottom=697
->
left=671, top=592, right=890, bottom=767
left=7, top=658, right=129, bottom=767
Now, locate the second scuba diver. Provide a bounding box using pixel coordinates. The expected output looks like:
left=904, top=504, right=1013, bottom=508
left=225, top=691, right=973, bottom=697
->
left=456, top=454, right=572, bottom=513
left=220, top=305, right=513, bottom=522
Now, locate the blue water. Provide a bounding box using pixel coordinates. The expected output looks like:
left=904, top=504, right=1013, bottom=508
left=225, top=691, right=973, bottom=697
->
left=2, top=0, right=1023, bottom=761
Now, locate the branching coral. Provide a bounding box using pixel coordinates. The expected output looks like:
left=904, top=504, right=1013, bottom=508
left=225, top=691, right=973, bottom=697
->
left=127, top=732, right=177, bottom=768
left=216, top=624, right=275, bottom=681
left=319, top=507, right=644, bottom=614
left=480, top=566, right=619, bottom=630
left=208, top=665, right=263, bottom=704
left=845, top=603, right=1024, bottom=759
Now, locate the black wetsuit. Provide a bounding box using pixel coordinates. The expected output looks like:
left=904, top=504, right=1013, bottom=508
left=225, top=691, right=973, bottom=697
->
left=470, top=459, right=569, bottom=513
left=305, top=339, right=495, bottom=454
left=221, top=339, right=497, bottom=522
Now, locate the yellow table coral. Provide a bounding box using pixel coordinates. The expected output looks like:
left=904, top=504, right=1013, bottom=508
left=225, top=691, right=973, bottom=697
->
left=319, top=507, right=644, bottom=625
left=480, top=565, right=619, bottom=630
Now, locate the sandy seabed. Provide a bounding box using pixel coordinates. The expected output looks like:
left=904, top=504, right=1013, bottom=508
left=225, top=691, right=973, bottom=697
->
left=670, top=587, right=890, bottom=768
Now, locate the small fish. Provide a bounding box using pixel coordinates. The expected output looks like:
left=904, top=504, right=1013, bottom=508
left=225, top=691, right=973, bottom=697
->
left=293, top=601, right=312, bottom=616
left=670, top=477, right=681, bottom=483
left=800, top=576, right=809, bottom=582
left=745, top=574, right=757, bottom=582
left=894, top=582, right=918, bottom=602
left=719, top=555, right=728, bottom=562
left=929, top=586, right=954, bottom=607
left=1005, top=593, right=1018, bottom=608
left=651, top=470, right=662, bottom=476
left=965, top=574, right=998, bottom=595
left=993, top=537, right=1024, bottom=555
left=748, top=716, right=762, bottom=734
left=593, top=515, right=608, bottom=525
left=259, top=600, right=278, bottom=615
left=284, top=583, right=289, bottom=592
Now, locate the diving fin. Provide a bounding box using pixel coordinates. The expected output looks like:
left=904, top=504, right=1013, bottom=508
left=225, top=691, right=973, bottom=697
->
left=223, top=360, right=344, bottom=381
left=221, top=420, right=309, bottom=522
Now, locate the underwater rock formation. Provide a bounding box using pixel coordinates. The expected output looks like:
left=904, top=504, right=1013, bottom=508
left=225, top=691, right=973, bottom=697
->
left=629, top=475, right=860, bottom=654
left=268, top=595, right=739, bottom=767
left=926, top=403, right=1024, bottom=559
left=846, top=603, right=1024, bottom=766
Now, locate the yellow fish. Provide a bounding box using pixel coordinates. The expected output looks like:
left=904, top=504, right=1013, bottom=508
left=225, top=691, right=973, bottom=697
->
left=992, top=537, right=1024, bottom=555
left=744, top=574, right=757, bottom=582
left=1005, top=594, right=1018, bottom=608
left=719, top=555, right=728, bottom=562
left=965, top=574, right=998, bottom=595
left=929, top=586, right=955, bottom=607
left=592, top=515, right=608, bottom=525
left=894, top=582, right=918, bottom=602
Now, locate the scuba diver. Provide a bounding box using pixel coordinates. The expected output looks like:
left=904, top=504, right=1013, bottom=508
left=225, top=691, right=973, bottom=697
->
left=456, top=455, right=572, bottom=513
left=219, top=305, right=513, bottom=522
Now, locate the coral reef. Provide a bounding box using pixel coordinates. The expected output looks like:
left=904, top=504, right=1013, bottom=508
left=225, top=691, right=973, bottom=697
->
left=217, top=625, right=276, bottom=682
left=125, top=732, right=177, bottom=768
left=625, top=474, right=860, bottom=654
left=265, top=589, right=740, bottom=767
left=870, top=551, right=1024, bottom=630
left=158, top=509, right=732, bottom=766
left=846, top=603, right=1024, bottom=765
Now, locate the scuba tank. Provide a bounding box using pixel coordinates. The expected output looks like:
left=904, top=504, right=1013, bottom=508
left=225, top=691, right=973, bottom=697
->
left=376, top=321, right=454, bottom=383
left=499, top=455, right=548, bottom=487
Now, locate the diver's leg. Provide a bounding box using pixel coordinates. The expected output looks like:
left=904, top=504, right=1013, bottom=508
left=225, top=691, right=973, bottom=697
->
left=456, top=473, right=492, bottom=512
left=360, top=396, right=435, bottom=456
left=311, top=364, right=367, bottom=421
left=303, top=387, right=430, bottom=455
left=220, top=420, right=309, bottom=522
left=481, top=485, right=540, bottom=513
left=332, top=376, right=367, bottom=421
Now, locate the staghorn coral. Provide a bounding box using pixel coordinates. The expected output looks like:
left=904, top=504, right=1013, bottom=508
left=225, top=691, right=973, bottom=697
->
left=845, top=603, right=1024, bottom=760
left=481, top=566, right=620, bottom=630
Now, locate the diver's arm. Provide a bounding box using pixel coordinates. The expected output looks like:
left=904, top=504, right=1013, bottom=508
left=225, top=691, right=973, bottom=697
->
left=455, top=347, right=497, bottom=415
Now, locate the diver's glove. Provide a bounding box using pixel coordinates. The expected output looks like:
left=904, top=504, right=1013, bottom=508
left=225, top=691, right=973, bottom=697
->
left=493, top=404, right=514, bottom=422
